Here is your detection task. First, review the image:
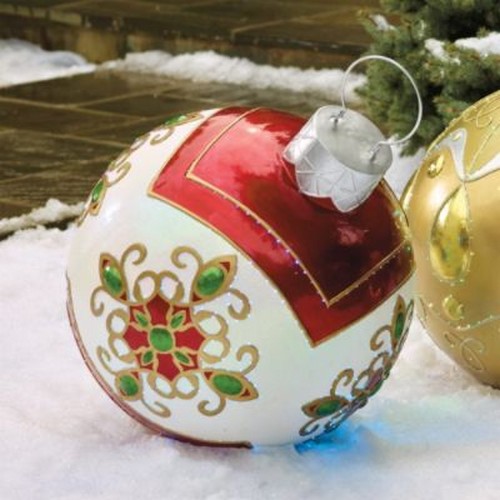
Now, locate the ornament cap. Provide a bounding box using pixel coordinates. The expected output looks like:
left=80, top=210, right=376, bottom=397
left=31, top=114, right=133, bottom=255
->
left=284, top=54, right=422, bottom=213
left=284, top=105, right=392, bottom=213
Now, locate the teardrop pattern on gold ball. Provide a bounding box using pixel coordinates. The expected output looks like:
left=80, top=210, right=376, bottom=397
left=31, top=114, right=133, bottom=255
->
left=429, top=186, right=472, bottom=283
left=427, top=153, right=445, bottom=178
left=403, top=90, right=500, bottom=388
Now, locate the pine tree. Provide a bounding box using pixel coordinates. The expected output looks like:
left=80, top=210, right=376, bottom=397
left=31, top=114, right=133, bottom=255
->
left=360, top=0, right=500, bottom=153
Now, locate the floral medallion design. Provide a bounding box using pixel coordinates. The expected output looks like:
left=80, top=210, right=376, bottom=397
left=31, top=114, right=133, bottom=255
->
left=77, top=112, right=203, bottom=225
left=299, top=296, right=414, bottom=437
left=90, top=242, right=258, bottom=418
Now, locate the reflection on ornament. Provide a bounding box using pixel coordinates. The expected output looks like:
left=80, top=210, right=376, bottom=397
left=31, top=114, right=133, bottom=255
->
left=67, top=107, right=414, bottom=446
left=442, top=295, right=465, bottom=322
left=430, top=186, right=471, bottom=283
left=403, top=90, right=500, bottom=387
left=427, top=152, right=445, bottom=178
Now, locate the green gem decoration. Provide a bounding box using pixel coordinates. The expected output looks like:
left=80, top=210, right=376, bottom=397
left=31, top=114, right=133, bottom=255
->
left=315, top=399, right=342, bottom=417
left=165, top=114, right=188, bottom=126
left=196, top=266, right=225, bottom=297
left=142, top=350, right=154, bottom=365
left=92, top=245, right=257, bottom=418
left=174, top=351, right=190, bottom=364
left=134, top=311, right=149, bottom=328
left=91, top=178, right=105, bottom=204
left=170, top=312, right=185, bottom=329
left=149, top=327, right=174, bottom=352
left=118, top=374, right=139, bottom=397
left=299, top=296, right=414, bottom=438
left=212, top=373, right=243, bottom=396
left=394, top=312, right=405, bottom=340
left=103, top=263, right=124, bottom=297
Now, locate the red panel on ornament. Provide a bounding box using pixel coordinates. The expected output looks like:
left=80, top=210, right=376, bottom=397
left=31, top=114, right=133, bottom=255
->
left=150, top=107, right=413, bottom=346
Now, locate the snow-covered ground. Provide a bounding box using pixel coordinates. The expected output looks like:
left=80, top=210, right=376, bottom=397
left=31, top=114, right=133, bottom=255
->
left=0, top=39, right=95, bottom=87
left=0, top=38, right=364, bottom=100
left=103, top=50, right=365, bottom=104
left=3, top=226, right=500, bottom=500
left=2, top=39, right=500, bottom=500
left=0, top=199, right=83, bottom=238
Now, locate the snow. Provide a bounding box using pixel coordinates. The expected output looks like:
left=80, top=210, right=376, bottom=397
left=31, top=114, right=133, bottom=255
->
left=2, top=225, right=500, bottom=499
left=0, top=39, right=95, bottom=88
left=455, top=32, right=500, bottom=57
left=103, top=50, right=365, bottom=104
left=424, top=39, right=449, bottom=61
left=370, top=14, right=394, bottom=32
left=426, top=32, right=500, bottom=60
left=0, top=39, right=363, bottom=108
left=0, top=199, right=83, bottom=237
left=385, top=144, right=425, bottom=198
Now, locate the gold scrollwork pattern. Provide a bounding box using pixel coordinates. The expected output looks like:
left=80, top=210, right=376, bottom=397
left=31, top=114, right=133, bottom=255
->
left=91, top=242, right=258, bottom=418
left=443, top=331, right=485, bottom=373
left=461, top=91, right=500, bottom=131
left=299, top=296, right=414, bottom=437
left=77, top=112, right=203, bottom=225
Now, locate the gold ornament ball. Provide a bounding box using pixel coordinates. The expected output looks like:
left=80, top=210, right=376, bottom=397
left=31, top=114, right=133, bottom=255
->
left=403, top=90, right=500, bottom=387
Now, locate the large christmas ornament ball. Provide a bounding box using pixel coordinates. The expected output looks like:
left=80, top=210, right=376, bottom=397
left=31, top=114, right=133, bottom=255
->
left=403, top=90, right=500, bottom=387
left=67, top=107, right=414, bottom=447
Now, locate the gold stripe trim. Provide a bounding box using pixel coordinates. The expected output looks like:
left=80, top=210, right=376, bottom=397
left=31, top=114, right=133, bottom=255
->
left=184, top=108, right=408, bottom=307
left=313, top=254, right=415, bottom=347
left=326, top=239, right=410, bottom=307
left=149, top=182, right=414, bottom=348
left=420, top=294, right=500, bottom=332
left=147, top=107, right=414, bottom=347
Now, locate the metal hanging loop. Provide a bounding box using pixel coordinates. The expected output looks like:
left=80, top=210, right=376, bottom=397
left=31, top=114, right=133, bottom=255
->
left=338, top=54, right=423, bottom=158
left=283, top=54, right=423, bottom=212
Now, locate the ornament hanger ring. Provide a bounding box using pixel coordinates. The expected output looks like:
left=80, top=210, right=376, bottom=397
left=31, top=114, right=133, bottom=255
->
left=337, top=54, right=423, bottom=158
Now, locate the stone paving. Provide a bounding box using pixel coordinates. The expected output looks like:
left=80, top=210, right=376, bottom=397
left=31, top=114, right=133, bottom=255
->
left=0, top=0, right=380, bottom=68
left=0, top=0, right=382, bottom=233
left=0, top=69, right=331, bottom=223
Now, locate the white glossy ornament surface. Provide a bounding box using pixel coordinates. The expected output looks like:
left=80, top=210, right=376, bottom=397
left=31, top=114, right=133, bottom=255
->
left=67, top=109, right=414, bottom=446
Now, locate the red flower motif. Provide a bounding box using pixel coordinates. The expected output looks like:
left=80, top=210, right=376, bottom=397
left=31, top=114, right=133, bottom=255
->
left=124, top=294, right=205, bottom=382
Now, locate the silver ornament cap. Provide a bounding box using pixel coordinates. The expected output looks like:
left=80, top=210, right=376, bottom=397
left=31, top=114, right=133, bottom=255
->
left=283, top=105, right=392, bottom=213
left=283, top=55, right=423, bottom=213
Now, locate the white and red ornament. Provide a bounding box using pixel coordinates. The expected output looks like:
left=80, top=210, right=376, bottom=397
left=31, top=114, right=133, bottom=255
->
left=67, top=105, right=415, bottom=447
